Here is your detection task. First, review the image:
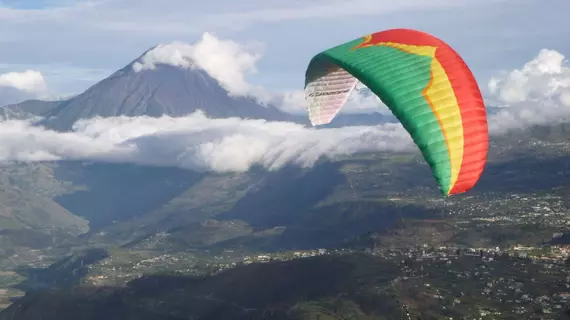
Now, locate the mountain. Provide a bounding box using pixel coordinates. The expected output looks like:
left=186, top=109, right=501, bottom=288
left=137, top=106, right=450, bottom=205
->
left=0, top=42, right=409, bottom=254
left=38, top=49, right=300, bottom=131
left=0, top=253, right=403, bottom=320
left=1, top=45, right=402, bottom=131
left=2, top=45, right=300, bottom=131
left=0, top=162, right=89, bottom=277
left=0, top=119, right=568, bottom=317
left=5, top=250, right=570, bottom=320
left=0, top=184, right=87, bottom=235
left=0, top=40, right=570, bottom=319
left=0, top=39, right=566, bottom=250
left=52, top=162, right=204, bottom=230
left=0, top=41, right=568, bottom=313
left=0, top=87, right=40, bottom=110
left=0, top=100, right=61, bottom=120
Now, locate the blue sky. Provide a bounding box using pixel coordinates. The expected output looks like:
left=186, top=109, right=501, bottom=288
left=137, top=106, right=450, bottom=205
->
left=0, top=0, right=569, bottom=98
left=0, top=0, right=54, bottom=9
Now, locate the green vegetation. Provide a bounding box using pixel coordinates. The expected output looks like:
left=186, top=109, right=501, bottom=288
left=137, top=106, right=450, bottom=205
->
left=0, top=254, right=404, bottom=320
left=0, top=123, right=569, bottom=319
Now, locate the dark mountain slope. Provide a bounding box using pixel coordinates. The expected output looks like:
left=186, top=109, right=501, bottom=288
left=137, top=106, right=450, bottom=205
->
left=38, top=54, right=296, bottom=131
left=0, top=253, right=401, bottom=320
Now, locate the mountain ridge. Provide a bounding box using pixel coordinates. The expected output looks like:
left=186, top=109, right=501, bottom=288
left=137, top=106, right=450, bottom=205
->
left=0, top=44, right=402, bottom=130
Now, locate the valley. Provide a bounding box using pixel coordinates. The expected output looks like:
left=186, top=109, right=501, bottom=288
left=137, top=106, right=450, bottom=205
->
left=0, top=131, right=568, bottom=318
left=0, top=34, right=569, bottom=319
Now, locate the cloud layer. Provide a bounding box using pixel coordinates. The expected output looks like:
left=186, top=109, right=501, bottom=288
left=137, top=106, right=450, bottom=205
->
left=1, top=43, right=569, bottom=174
left=131, top=32, right=391, bottom=115
left=0, top=69, right=47, bottom=93
left=0, top=0, right=568, bottom=99
left=0, top=112, right=412, bottom=172
left=133, top=33, right=263, bottom=98
left=0, top=69, right=48, bottom=106
left=487, top=49, right=570, bottom=134
left=129, top=32, right=570, bottom=126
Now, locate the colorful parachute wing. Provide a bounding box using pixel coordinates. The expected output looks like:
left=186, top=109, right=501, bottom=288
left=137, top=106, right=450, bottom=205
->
left=304, top=29, right=488, bottom=196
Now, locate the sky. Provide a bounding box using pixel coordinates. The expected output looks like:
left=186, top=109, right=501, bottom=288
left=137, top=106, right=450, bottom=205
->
left=0, top=0, right=569, bottom=99
left=0, top=0, right=570, bottom=176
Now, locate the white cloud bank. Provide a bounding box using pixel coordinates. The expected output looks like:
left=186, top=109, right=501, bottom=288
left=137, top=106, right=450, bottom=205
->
left=0, top=70, right=47, bottom=93
left=130, top=32, right=570, bottom=125
left=0, top=69, right=49, bottom=106
left=487, top=49, right=570, bottom=134
left=133, top=33, right=263, bottom=97
left=0, top=112, right=412, bottom=172
left=131, top=32, right=391, bottom=115
left=1, top=43, right=569, bottom=174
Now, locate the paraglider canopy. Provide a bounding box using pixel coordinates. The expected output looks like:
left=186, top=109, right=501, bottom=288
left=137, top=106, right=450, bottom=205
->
left=304, top=29, right=488, bottom=196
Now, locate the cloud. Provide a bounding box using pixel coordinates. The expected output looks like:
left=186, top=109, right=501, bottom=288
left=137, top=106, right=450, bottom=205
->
left=0, top=0, right=498, bottom=33
left=184, top=0, right=498, bottom=33
left=264, top=82, right=392, bottom=115
left=0, top=0, right=534, bottom=99
left=0, top=47, right=569, bottom=173
left=132, top=33, right=263, bottom=97
left=0, top=111, right=412, bottom=172
left=0, top=69, right=48, bottom=106
left=1, top=46, right=568, bottom=174
left=486, top=48, right=570, bottom=134
left=0, top=69, right=47, bottom=93
left=132, top=32, right=390, bottom=116
left=346, top=83, right=392, bottom=114
left=0, top=63, right=113, bottom=99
